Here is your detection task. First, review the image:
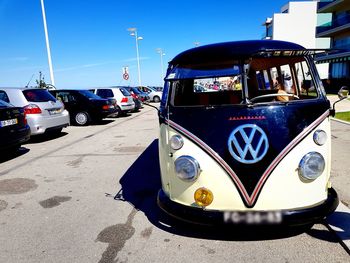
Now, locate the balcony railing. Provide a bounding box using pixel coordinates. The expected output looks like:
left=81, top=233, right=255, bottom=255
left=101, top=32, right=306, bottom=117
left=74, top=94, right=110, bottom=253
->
left=316, top=14, right=350, bottom=35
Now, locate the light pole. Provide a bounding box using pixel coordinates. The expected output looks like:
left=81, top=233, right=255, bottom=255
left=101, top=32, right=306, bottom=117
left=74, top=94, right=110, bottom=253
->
left=40, top=0, right=55, bottom=86
left=127, top=28, right=143, bottom=87
left=156, top=48, right=165, bottom=85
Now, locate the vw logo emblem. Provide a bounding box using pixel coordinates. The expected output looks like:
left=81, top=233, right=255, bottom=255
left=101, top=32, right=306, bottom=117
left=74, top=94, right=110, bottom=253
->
left=228, top=124, right=269, bottom=164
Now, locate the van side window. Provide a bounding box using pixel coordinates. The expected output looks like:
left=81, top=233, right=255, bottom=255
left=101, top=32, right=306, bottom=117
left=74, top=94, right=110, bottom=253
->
left=297, top=61, right=317, bottom=99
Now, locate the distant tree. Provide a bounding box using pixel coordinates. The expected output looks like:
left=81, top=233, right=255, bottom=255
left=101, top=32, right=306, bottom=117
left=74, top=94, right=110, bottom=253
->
left=35, top=71, right=47, bottom=89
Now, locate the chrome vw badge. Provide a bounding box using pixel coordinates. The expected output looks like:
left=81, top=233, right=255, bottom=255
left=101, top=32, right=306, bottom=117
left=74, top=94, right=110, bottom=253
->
left=228, top=124, right=269, bottom=164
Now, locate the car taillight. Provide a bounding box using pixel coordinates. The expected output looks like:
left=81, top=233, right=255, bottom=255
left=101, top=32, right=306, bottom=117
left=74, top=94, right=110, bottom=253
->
left=121, top=97, right=128, bottom=103
left=102, top=105, right=109, bottom=110
left=23, top=111, right=27, bottom=125
left=24, top=104, right=42, bottom=114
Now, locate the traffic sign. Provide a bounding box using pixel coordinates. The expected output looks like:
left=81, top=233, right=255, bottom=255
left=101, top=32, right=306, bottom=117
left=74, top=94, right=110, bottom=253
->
left=123, top=73, right=129, bottom=80
left=122, top=66, right=129, bottom=80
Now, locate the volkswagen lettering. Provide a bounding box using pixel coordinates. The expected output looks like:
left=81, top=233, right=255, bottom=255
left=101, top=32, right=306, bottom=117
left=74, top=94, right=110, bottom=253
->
left=157, top=40, right=348, bottom=226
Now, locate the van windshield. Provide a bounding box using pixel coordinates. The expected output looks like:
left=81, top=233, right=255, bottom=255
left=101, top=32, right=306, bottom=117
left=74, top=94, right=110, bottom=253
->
left=168, top=56, right=319, bottom=107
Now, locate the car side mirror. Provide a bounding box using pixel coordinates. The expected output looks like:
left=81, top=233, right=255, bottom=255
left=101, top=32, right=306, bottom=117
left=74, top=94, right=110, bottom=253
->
left=330, top=86, right=349, bottom=117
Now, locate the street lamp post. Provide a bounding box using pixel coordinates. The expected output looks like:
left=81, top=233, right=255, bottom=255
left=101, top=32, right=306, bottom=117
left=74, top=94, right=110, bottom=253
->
left=40, top=0, right=55, bottom=86
left=127, top=28, right=143, bottom=87
left=156, top=48, right=165, bottom=85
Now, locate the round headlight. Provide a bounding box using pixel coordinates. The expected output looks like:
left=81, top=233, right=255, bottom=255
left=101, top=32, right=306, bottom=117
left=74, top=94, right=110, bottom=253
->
left=170, top=135, right=184, bottom=150
left=313, top=130, right=327, bottom=146
left=174, top=156, right=200, bottom=181
left=298, top=152, right=325, bottom=181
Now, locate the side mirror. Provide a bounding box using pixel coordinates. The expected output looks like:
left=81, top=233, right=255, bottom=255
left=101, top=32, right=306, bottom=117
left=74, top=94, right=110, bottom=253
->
left=330, top=86, right=349, bottom=117
left=338, top=86, right=349, bottom=100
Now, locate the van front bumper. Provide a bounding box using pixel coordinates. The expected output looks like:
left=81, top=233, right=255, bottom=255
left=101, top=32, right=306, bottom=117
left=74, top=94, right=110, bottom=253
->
left=157, top=188, right=339, bottom=226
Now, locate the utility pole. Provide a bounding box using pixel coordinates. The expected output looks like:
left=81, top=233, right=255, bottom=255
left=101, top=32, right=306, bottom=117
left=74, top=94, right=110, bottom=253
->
left=40, top=0, right=55, bottom=86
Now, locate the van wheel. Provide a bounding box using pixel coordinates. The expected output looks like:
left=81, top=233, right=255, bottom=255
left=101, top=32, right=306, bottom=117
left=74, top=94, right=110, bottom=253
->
left=153, top=96, right=160, bottom=103
left=74, top=111, right=90, bottom=126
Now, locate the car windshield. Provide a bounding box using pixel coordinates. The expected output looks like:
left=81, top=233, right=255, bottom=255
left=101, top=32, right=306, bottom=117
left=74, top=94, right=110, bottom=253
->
left=23, top=89, right=56, bottom=102
left=78, top=90, right=102, bottom=99
left=0, top=99, right=12, bottom=108
left=131, top=88, right=141, bottom=95
left=168, top=56, right=319, bottom=107
left=119, top=87, right=131, bottom=96
left=96, top=89, right=114, bottom=98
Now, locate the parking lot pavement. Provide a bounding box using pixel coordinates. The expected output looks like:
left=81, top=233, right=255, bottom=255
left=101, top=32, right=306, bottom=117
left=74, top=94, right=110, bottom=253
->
left=0, top=107, right=349, bottom=262
left=326, top=119, right=350, bottom=253
left=327, top=95, right=350, bottom=113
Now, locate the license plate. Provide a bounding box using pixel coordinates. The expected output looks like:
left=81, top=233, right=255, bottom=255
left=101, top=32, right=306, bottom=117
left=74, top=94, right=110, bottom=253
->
left=223, top=211, right=282, bottom=224
left=0, top=118, right=18, bottom=127
left=49, top=108, right=63, bottom=115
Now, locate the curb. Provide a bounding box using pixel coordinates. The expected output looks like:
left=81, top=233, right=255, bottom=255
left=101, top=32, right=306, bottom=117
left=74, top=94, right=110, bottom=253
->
left=331, top=117, right=350, bottom=125
left=325, top=202, right=350, bottom=254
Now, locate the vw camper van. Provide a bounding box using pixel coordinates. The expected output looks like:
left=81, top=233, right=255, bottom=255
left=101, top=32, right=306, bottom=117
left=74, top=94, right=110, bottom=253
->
left=157, top=40, right=348, bottom=226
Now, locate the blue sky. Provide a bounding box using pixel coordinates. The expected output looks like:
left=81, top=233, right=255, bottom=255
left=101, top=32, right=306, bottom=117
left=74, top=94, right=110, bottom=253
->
left=0, top=0, right=306, bottom=88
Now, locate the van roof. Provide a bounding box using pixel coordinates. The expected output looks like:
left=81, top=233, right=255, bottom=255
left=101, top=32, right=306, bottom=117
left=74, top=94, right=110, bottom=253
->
left=169, top=40, right=305, bottom=66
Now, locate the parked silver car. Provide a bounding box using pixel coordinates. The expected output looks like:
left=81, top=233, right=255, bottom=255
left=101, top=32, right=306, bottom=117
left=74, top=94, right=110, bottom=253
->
left=0, top=88, right=70, bottom=135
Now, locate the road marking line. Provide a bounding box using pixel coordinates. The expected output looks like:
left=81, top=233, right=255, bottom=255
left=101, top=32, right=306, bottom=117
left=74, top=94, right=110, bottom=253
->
left=326, top=202, right=350, bottom=254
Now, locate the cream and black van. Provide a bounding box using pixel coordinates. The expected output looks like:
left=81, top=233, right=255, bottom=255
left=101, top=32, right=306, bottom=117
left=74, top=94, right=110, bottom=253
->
left=157, top=40, right=349, bottom=226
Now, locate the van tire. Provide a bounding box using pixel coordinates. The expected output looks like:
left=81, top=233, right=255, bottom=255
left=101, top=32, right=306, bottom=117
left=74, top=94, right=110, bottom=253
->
left=73, top=111, right=90, bottom=126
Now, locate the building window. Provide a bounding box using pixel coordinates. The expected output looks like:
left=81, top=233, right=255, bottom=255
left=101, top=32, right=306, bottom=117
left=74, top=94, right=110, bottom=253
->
left=331, top=62, right=350, bottom=78
left=333, top=36, right=350, bottom=49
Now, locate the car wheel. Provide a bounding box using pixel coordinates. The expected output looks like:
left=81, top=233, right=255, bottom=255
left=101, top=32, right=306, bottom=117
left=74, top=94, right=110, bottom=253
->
left=114, top=106, right=122, bottom=117
left=153, top=96, right=160, bottom=103
left=74, top=111, right=90, bottom=126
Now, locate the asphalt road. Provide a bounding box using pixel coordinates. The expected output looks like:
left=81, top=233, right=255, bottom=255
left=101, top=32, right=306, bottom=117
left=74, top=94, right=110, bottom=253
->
left=331, top=119, right=350, bottom=207
left=0, top=107, right=349, bottom=263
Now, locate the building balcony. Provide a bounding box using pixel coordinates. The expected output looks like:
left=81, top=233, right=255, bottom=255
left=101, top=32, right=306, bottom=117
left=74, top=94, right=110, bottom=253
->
left=315, top=49, right=350, bottom=64
left=318, top=0, right=349, bottom=13
left=316, top=14, right=350, bottom=37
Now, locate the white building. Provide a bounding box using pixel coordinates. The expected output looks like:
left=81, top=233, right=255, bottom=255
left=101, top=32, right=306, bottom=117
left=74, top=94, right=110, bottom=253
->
left=263, top=1, right=330, bottom=79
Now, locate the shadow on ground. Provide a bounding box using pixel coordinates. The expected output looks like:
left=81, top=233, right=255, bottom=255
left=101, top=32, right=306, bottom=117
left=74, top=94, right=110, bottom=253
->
left=90, top=119, right=116, bottom=126
left=0, top=147, right=30, bottom=163
left=114, top=139, right=340, bottom=242
left=26, top=131, right=68, bottom=144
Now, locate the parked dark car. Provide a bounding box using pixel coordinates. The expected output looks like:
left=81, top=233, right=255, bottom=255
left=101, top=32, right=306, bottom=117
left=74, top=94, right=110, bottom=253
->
left=90, top=87, right=135, bottom=117
left=125, top=87, right=150, bottom=102
left=132, top=96, right=142, bottom=112
left=49, top=90, right=117, bottom=126
left=0, top=99, right=30, bottom=153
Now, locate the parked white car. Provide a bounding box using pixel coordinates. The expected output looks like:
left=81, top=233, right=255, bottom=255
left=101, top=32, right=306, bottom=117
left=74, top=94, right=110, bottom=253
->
left=91, top=87, right=135, bottom=116
left=0, top=88, right=70, bottom=135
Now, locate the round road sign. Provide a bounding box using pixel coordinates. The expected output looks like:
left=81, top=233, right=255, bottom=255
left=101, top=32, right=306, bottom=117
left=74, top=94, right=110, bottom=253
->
left=123, top=73, right=129, bottom=80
